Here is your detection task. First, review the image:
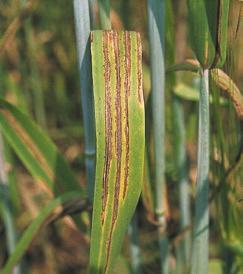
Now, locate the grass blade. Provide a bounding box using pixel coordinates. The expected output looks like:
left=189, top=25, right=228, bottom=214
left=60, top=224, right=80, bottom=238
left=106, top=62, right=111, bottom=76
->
left=89, top=30, right=144, bottom=274
left=147, top=1, right=169, bottom=273
left=0, top=99, right=84, bottom=197
left=0, top=192, right=82, bottom=274
left=147, top=0, right=165, bottom=224
left=187, top=0, right=230, bottom=68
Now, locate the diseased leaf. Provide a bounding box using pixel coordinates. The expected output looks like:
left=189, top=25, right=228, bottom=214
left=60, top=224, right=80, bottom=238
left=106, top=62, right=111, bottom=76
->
left=89, top=30, right=145, bottom=274
left=0, top=99, right=84, bottom=197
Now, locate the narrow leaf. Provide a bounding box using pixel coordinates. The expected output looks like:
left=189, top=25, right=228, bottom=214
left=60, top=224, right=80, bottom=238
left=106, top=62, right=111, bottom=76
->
left=89, top=30, right=145, bottom=274
left=166, top=59, right=200, bottom=73
left=0, top=192, right=82, bottom=274
left=187, top=0, right=230, bottom=69
left=147, top=0, right=166, bottom=223
left=0, top=99, right=84, bottom=197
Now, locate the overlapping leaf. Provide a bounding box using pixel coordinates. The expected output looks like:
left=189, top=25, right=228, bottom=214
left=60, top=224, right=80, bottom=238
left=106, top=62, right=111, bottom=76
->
left=0, top=99, right=84, bottom=196
left=187, top=0, right=230, bottom=69
left=0, top=192, right=82, bottom=274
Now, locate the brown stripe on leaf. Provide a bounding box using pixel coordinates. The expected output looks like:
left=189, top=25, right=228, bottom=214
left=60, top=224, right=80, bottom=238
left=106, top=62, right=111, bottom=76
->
left=101, top=31, right=113, bottom=225
left=104, top=31, right=123, bottom=274
left=113, top=30, right=122, bottom=224
left=123, top=31, right=131, bottom=199
left=136, top=33, right=143, bottom=103
left=124, top=31, right=131, bottom=96
left=115, top=31, right=123, bottom=223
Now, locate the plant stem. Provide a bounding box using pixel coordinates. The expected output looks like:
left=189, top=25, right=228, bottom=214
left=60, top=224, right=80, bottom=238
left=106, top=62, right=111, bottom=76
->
left=128, top=213, right=142, bottom=274
left=172, top=96, right=191, bottom=273
left=98, top=0, right=111, bottom=29
left=147, top=0, right=166, bottom=225
left=73, top=0, right=96, bottom=201
left=147, top=1, right=168, bottom=273
left=191, top=69, right=210, bottom=274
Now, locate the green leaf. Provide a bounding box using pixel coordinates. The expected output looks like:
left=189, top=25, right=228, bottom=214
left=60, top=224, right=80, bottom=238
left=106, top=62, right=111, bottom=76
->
left=187, top=0, right=230, bottom=69
left=166, top=59, right=200, bottom=73
left=174, top=83, right=200, bottom=101
left=89, top=30, right=145, bottom=274
left=0, top=192, right=82, bottom=274
left=174, top=82, right=228, bottom=104
left=0, top=99, right=84, bottom=197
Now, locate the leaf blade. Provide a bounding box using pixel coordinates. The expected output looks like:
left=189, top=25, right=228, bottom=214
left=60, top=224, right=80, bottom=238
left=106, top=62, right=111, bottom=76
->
left=0, top=99, right=84, bottom=196
left=89, top=30, right=145, bottom=274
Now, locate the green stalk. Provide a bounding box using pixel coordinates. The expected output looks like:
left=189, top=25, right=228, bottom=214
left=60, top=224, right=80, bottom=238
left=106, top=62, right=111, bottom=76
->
left=172, top=96, right=191, bottom=273
left=98, top=0, right=111, bottom=29
left=73, top=0, right=96, bottom=201
left=147, top=1, right=168, bottom=273
left=147, top=0, right=165, bottom=225
left=191, top=69, right=210, bottom=274
left=128, top=214, right=142, bottom=274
